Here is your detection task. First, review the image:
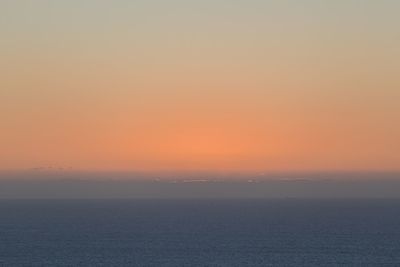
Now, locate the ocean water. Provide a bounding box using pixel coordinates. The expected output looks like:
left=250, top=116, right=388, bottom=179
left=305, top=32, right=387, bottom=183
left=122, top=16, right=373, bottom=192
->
left=1, top=199, right=400, bottom=266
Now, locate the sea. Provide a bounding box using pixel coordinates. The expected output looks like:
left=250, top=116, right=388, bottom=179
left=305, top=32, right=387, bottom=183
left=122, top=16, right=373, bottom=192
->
left=1, top=199, right=400, bottom=266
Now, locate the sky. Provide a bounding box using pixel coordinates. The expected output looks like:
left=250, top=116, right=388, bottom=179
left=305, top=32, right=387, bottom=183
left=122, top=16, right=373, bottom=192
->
left=1, top=0, right=399, bottom=173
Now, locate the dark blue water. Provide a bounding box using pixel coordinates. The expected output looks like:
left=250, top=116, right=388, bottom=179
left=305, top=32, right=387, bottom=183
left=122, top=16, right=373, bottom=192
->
left=1, top=199, right=400, bottom=266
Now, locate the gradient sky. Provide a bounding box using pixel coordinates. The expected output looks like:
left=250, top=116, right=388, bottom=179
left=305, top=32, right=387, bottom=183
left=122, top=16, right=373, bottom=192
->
left=1, top=0, right=399, bottom=172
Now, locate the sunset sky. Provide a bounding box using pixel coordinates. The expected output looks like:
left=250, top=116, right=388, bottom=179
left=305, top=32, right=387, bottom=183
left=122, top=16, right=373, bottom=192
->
left=1, top=0, right=399, bottom=172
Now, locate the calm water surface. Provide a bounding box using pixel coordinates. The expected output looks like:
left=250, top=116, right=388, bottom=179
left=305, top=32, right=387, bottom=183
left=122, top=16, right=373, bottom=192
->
left=1, top=199, right=400, bottom=266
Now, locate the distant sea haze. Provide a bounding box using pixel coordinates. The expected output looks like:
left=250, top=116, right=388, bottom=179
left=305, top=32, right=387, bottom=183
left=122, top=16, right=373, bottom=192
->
left=0, top=171, right=399, bottom=199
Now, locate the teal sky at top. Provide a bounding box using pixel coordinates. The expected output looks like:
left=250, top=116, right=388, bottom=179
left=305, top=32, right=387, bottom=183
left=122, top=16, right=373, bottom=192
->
left=2, top=0, right=399, bottom=109
left=2, top=0, right=399, bottom=50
